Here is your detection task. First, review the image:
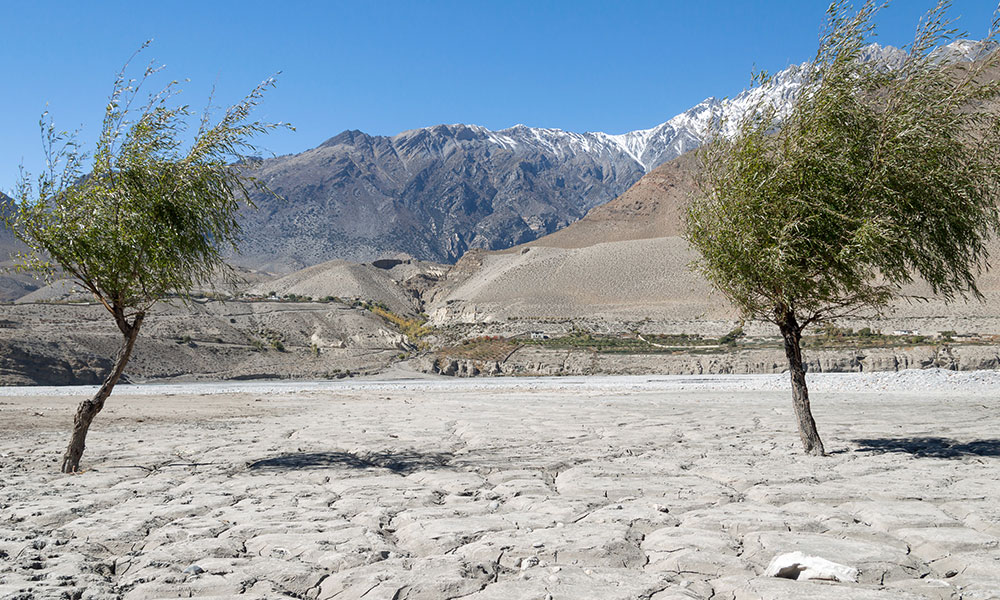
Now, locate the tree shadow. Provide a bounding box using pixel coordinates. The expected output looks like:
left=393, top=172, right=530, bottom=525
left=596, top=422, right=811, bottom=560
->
left=852, top=437, right=1000, bottom=459
left=247, top=449, right=454, bottom=474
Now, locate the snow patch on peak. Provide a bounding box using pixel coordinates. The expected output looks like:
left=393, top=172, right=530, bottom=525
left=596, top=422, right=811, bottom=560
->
left=409, top=40, right=994, bottom=174
left=931, top=38, right=998, bottom=63
left=858, top=43, right=907, bottom=68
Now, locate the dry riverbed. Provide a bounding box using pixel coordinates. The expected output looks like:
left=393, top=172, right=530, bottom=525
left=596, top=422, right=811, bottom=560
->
left=1, top=372, right=999, bottom=600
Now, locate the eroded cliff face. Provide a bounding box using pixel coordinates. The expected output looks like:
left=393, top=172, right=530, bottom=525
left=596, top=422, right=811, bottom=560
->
left=0, top=301, right=414, bottom=386
left=424, top=345, right=1000, bottom=378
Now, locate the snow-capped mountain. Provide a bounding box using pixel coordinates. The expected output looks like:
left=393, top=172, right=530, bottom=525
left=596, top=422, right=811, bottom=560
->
left=237, top=41, right=993, bottom=270
left=463, top=40, right=988, bottom=172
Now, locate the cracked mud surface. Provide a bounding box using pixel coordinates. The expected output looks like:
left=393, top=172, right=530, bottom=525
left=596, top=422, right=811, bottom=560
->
left=1, top=375, right=999, bottom=599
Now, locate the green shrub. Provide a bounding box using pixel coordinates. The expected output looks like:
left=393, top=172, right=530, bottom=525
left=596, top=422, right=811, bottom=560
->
left=718, top=327, right=745, bottom=346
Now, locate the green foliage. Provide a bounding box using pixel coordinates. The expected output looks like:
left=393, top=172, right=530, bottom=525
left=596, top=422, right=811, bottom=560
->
left=524, top=331, right=719, bottom=354
left=718, top=326, right=745, bottom=347
left=363, top=302, right=434, bottom=347
left=686, top=1, right=1000, bottom=329
left=5, top=43, right=290, bottom=326
left=800, top=326, right=945, bottom=349
left=818, top=324, right=854, bottom=340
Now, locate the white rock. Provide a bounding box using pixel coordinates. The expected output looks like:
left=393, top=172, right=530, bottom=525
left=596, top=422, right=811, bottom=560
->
left=764, top=551, right=858, bottom=583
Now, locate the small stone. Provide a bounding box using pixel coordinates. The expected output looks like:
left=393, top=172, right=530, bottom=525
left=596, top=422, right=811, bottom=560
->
left=488, top=500, right=501, bottom=511
left=548, top=575, right=559, bottom=583
left=550, top=566, right=561, bottom=573
left=545, top=595, right=554, bottom=600
left=520, top=556, right=540, bottom=570
left=183, top=564, right=205, bottom=575
left=532, top=541, right=544, bottom=548
left=945, top=570, right=959, bottom=578
left=653, top=504, right=670, bottom=513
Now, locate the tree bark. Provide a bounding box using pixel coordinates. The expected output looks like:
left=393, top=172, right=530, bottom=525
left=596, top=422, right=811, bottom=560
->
left=777, top=310, right=825, bottom=456
left=61, top=312, right=144, bottom=473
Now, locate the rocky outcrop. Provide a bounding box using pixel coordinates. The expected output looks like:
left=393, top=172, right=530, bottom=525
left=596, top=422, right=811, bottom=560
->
left=0, top=342, right=110, bottom=385
left=423, top=344, right=1000, bottom=378
left=0, top=301, right=416, bottom=385
left=237, top=125, right=647, bottom=271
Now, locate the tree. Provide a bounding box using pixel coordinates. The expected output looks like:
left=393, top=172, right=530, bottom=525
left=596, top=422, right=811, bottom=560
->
left=5, top=46, right=289, bottom=472
left=685, top=1, right=1000, bottom=455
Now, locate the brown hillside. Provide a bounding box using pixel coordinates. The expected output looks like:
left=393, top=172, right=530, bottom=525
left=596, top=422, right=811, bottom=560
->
left=515, top=152, right=699, bottom=250
left=428, top=146, right=1000, bottom=328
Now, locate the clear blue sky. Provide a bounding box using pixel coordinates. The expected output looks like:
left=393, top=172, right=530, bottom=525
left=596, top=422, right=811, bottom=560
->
left=2, top=0, right=997, bottom=192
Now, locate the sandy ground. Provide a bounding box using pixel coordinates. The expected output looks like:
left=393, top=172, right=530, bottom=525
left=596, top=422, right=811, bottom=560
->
left=2, top=372, right=999, bottom=600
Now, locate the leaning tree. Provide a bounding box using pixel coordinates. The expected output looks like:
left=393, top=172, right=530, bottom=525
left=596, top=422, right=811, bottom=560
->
left=685, top=0, right=1000, bottom=455
left=6, top=46, right=289, bottom=472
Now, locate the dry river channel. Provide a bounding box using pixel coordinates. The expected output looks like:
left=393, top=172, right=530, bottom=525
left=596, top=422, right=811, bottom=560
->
left=1, top=371, right=999, bottom=600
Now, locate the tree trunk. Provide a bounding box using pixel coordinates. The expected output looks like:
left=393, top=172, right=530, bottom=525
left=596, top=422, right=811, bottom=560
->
left=61, top=312, right=144, bottom=473
left=777, top=310, right=825, bottom=456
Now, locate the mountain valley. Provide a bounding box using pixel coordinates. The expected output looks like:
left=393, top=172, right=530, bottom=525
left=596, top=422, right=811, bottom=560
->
left=3, top=41, right=1000, bottom=384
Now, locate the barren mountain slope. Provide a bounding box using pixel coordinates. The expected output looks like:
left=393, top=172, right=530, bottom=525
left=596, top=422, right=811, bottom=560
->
left=0, top=193, right=40, bottom=301
left=427, top=151, right=1000, bottom=328
left=248, top=258, right=448, bottom=315
left=426, top=237, right=719, bottom=324
left=0, top=299, right=410, bottom=385
left=516, top=151, right=699, bottom=249
left=234, top=125, right=648, bottom=271
left=423, top=152, right=719, bottom=324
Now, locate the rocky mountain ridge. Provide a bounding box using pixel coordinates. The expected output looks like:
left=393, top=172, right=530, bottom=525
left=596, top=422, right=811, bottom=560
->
left=239, top=41, right=989, bottom=270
